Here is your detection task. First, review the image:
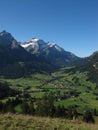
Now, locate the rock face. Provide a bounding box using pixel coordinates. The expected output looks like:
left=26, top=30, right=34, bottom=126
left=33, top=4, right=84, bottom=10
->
left=21, top=38, right=79, bottom=67
left=0, top=30, right=34, bottom=65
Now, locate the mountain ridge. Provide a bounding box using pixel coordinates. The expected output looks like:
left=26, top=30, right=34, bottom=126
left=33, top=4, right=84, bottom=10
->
left=0, top=31, right=57, bottom=78
left=21, top=37, right=80, bottom=67
left=0, top=30, right=98, bottom=81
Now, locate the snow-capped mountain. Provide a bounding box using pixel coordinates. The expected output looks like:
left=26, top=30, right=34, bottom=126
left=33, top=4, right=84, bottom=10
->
left=21, top=38, right=79, bottom=67
left=0, top=31, right=56, bottom=78
left=21, top=38, right=63, bottom=54
left=22, top=38, right=47, bottom=53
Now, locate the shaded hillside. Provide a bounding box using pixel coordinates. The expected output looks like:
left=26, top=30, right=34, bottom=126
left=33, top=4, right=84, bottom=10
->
left=86, top=51, right=98, bottom=83
left=67, top=51, right=98, bottom=84
left=0, top=31, right=37, bottom=66
left=0, top=31, right=57, bottom=78
left=0, top=81, right=18, bottom=99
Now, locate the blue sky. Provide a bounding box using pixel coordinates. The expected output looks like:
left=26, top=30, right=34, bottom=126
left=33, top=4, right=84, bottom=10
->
left=0, top=0, right=98, bottom=57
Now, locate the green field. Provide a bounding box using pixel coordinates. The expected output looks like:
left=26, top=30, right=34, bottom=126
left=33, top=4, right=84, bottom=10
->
left=0, top=67, right=98, bottom=130
left=0, top=67, right=98, bottom=113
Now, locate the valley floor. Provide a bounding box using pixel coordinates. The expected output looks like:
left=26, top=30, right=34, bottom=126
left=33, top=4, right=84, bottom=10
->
left=0, top=113, right=98, bottom=130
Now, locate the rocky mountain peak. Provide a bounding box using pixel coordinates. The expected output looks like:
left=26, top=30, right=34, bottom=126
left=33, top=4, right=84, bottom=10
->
left=0, top=30, right=15, bottom=45
left=21, top=37, right=79, bottom=67
left=0, top=30, right=14, bottom=40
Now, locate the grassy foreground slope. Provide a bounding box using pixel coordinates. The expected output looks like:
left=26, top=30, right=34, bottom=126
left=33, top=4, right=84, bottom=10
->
left=0, top=113, right=98, bottom=130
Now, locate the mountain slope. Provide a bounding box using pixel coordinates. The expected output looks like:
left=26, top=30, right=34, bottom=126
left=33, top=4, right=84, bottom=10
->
left=84, top=51, right=98, bottom=83
left=0, top=30, right=34, bottom=65
left=66, top=51, right=98, bottom=84
left=21, top=38, right=80, bottom=67
left=0, top=31, right=56, bottom=78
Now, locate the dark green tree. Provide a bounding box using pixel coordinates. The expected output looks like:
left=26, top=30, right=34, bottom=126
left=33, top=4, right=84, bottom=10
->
left=35, top=92, right=55, bottom=117
left=28, top=101, right=35, bottom=115
left=83, top=110, right=95, bottom=123
left=0, top=101, right=3, bottom=112
left=21, top=102, right=29, bottom=114
left=93, top=108, right=97, bottom=116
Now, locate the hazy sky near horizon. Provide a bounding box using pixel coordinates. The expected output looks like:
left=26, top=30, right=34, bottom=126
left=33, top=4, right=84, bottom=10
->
left=0, top=0, right=98, bottom=57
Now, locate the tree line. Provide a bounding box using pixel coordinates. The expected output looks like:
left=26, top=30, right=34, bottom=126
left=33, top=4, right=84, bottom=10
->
left=0, top=92, right=96, bottom=123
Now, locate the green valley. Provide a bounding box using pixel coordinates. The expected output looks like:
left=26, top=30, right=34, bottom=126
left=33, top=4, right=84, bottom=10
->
left=0, top=66, right=98, bottom=123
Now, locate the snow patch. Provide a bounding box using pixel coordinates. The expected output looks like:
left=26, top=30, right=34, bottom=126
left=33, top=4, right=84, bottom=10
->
left=48, top=42, right=56, bottom=47
left=55, top=45, right=62, bottom=52
left=21, top=38, right=64, bottom=53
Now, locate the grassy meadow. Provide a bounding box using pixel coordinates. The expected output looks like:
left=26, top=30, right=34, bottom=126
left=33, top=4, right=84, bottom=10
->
left=0, top=113, right=98, bottom=130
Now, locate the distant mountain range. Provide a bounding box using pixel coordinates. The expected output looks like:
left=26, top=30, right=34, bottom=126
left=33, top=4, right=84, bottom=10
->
left=0, top=30, right=98, bottom=81
left=21, top=38, right=79, bottom=67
